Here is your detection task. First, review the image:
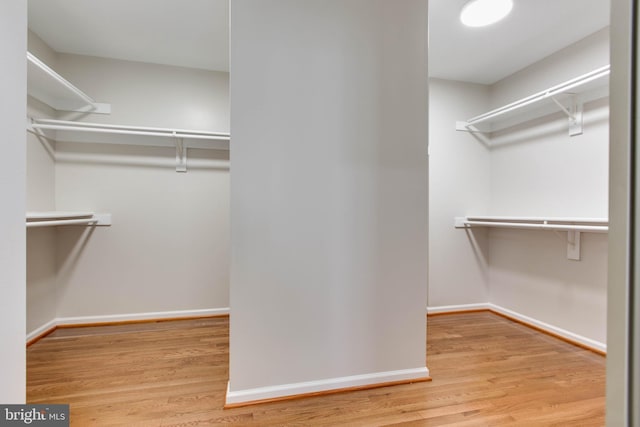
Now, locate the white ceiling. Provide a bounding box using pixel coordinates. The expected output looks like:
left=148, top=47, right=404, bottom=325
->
left=28, top=0, right=229, bottom=72
left=429, top=0, right=610, bottom=84
left=28, top=0, right=609, bottom=84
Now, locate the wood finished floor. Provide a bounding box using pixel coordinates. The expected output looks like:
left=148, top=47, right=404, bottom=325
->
left=27, top=312, right=605, bottom=426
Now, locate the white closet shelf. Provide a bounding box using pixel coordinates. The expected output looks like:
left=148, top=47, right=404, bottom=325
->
left=26, top=211, right=112, bottom=228
left=454, top=216, right=607, bottom=261
left=29, top=119, right=230, bottom=149
left=28, top=119, right=230, bottom=172
left=456, top=65, right=610, bottom=136
left=27, top=52, right=110, bottom=114
left=454, top=216, right=609, bottom=233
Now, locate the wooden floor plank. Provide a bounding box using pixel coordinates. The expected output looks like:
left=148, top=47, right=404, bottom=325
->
left=27, top=312, right=605, bottom=426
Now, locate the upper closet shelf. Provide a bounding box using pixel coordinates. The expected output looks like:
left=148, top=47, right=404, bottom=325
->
left=27, top=52, right=111, bottom=114
left=28, top=119, right=231, bottom=172
left=26, top=211, right=112, bottom=228
left=456, top=65, right=610, bottom=136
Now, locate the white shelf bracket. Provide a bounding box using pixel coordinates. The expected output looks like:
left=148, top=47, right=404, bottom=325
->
left=175, top=132, right=187, bottom=173
left=550, top=95, right=583, bottom=136
left=456, top=121, right=488, bottom=134
left=568, top=98, right=584, bottom=137
left=567, top=230, right=581, bottom=260
left=454, top=217, right=467, bottom=228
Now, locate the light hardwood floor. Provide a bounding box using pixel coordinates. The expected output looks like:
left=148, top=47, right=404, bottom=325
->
left=27, top=312, right=605, bottom=426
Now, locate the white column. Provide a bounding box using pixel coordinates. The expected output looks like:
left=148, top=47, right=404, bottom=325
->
left=228, top=0, right=429, bottom=404
left=0, top=0, right=27, bottom=403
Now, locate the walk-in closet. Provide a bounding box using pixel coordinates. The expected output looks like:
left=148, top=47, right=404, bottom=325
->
left=25, top=0, right=231, bottom=342
left=2, top=0, right=636, bottom=424
left=428, top=0, right=610, bottom=353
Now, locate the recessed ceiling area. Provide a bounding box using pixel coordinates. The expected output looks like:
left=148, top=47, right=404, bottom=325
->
left=429, top=0, right=610, bottom=84
left=28, top=0, right=229, bottom=72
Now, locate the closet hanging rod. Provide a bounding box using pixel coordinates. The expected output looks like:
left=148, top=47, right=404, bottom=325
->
left=27, top=52, right=98, bottom=109
left=31, top=121, right=230, bottom=141
left=464, top=215, right=608, bottom=223
left=32, top=119, right=230, bottom=137
left=460, top=220, right=608, bottom=233
left=26, top=218, right=98, bottom=228
left=465, top=65, right=610, bottom=127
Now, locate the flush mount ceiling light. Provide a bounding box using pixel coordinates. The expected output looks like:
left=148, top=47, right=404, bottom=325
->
left=460, top=0, right=513, bottom=27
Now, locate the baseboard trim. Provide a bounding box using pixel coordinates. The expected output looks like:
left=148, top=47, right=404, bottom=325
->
left=26, top=307, right=230, bottom=346
left=224, top=367, right=431, bottom=408
left=427, top=303, right=606, bottom=355
left=486, top=304, right=607, bottom=355
left=26, top=319, right=58, bottom=347
left=427, top=303, right=490, bottom=315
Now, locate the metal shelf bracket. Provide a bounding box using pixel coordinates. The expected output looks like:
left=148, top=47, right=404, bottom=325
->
left=174, top=132, right=187, bottom=173
left=550, top=95, right=583, bottom=136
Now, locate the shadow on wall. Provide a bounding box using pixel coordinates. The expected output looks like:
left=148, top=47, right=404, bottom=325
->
left=487, top=228, right=608, bottom=287
left=462, top=228, right=490, bottom=285
left=54, top=143, right=230, bottom=171
left=489, top=98, right=609, bottom=149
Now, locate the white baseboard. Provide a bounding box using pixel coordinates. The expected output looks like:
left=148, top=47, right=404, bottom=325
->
left=427, top=303, right=490, bottom=314
left=486, top=303, right=606, bottom=354
left=26, top=319, right=58, bottom=343
left=427, top=303, right=606, bottom=354
left=26, top=307, right=230, bottom=343
left=225, top=366, right=430, bottom=406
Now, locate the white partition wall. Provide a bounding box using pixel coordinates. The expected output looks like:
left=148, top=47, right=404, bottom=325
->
left=228, top=0, right=429, bottom=404
left=0, top=0, right=27, bottom=403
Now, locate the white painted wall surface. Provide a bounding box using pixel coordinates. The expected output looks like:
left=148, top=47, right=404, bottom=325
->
left=490, top=29, right=610, bottom=108
left=0, top=0, right=27, bottom=403
left=26, top=97, right=58, bottom=336
left=486, top=31, right=610, bottom=346
left=26, top=31, right=59, bottom=336
left=229, top=0, right=429, bottom=401
left=55, top=144, right=230, bottom=317
left=428, top=30, right=609, bottom=347
left=489, top=230, right=608, bottom=343
left=489, top=98, right=609, bottom=217
left=28, top=30, right=57, bottom=70
left=428, top=79, right=491, bottom=307
left=55, top=54, right=229, bottom=133
left=51, top=54, right=230, bottom=318
left=24, top=49, right=231, bottom=324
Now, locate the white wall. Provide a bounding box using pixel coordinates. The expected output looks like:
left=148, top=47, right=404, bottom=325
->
left=26, top=97, right=58, bottom=336
left=428, top=29, right=609, bottom=347
left=26, top=31, right=59, bottom=337
left=24, top=50, right=231, bottom=328
left=490, top=29, right=610, bottom=107
left=0, top=0, right=27, bottom=403
left=489, top=29, right=610, bottom=217
left=56, top=53, right=229, bottom=133
left=55, top=144, right=230, bottom=318
left=428, top=79, right=491, bottom=307
left=229, top=0, right=429, bottom=402
left=486, top=30, right=610, bottom=346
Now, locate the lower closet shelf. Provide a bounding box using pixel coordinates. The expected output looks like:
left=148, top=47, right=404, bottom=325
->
left=453, top=215, right=608, bottom=261
left=454, top=216, right=608, bottom=233
left=26, top=211, right=112, bottom=228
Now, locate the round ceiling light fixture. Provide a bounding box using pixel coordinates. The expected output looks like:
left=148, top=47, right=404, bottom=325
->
left=460, top=0, right=513, bottom=27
